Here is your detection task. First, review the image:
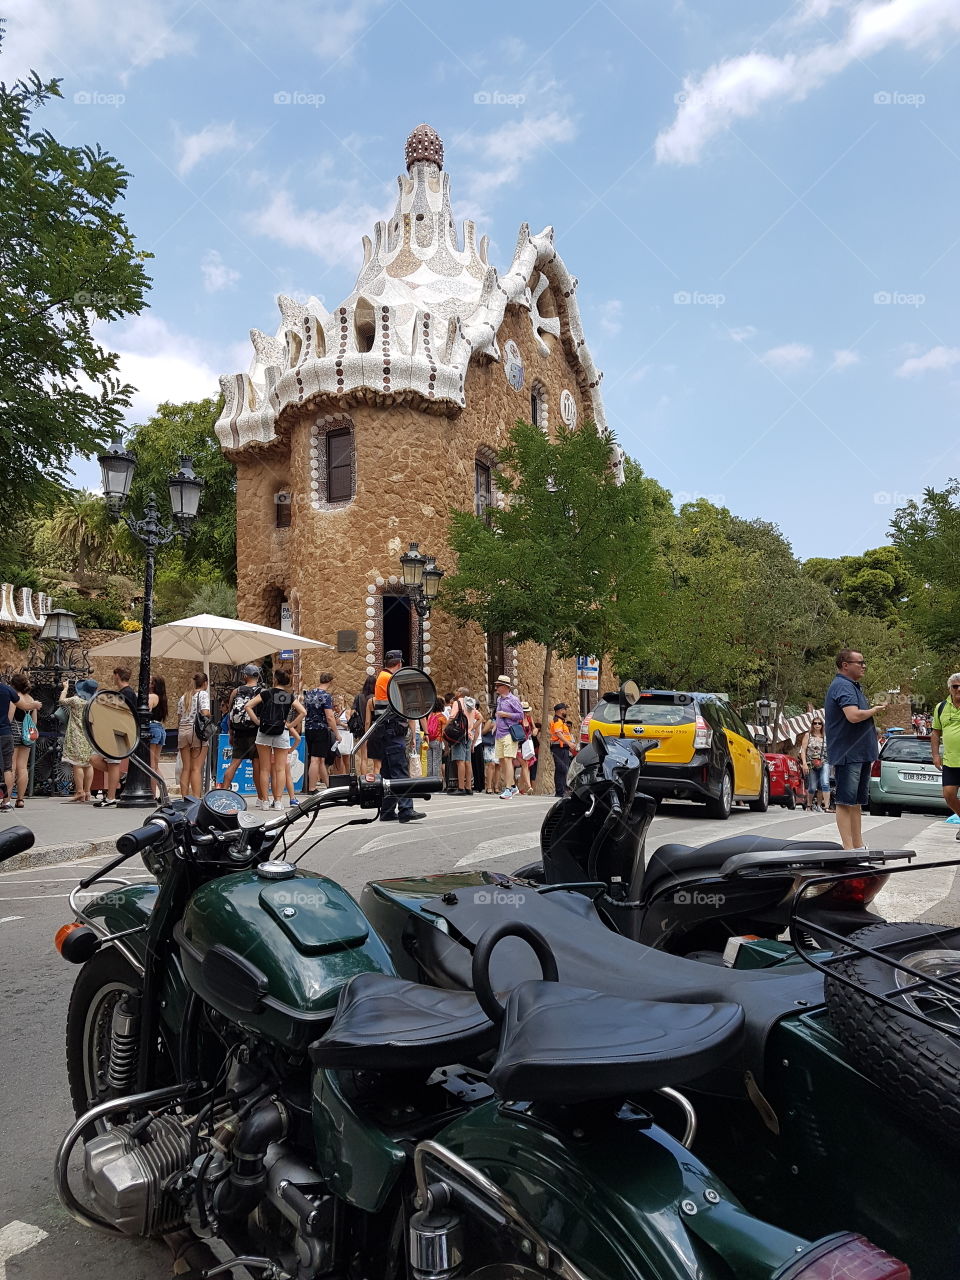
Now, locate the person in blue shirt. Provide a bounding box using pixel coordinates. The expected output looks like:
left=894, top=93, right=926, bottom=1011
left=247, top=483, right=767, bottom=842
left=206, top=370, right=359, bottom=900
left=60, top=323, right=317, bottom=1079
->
left=824, top=648, right=887, bottom=849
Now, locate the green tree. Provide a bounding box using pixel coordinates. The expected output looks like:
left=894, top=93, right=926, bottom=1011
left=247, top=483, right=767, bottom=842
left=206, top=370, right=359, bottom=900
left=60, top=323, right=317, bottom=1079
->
left=442, top=420, right=657, bottom=755
left=802, top=546, right=910, bottom=619
left=0, top=61, right=151, bottom=543
left=33, top=490, right=134, bottom=580
left=891, top=480, right=960, bottom=652
left=125, top=398, right=235, bottom=581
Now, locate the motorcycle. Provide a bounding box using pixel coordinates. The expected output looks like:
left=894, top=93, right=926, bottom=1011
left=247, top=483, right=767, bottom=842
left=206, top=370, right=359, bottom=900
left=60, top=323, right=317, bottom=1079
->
left=512, top=681, right=911, bottom=959
left=5, top=671, right=917, bottom=1280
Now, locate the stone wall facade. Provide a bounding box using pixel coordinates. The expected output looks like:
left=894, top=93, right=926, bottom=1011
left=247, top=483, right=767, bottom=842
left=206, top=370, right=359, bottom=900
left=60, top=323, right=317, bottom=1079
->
left=233, top=301, right=584, bottom=721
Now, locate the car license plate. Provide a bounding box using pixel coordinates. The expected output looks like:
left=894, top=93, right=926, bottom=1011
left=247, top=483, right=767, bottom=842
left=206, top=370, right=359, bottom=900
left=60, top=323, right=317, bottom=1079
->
left=899, top=771, right=940, bottom=783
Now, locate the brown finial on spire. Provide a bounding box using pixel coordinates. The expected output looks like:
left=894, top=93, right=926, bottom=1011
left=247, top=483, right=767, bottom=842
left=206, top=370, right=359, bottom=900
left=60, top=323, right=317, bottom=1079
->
left=405, top=123, right=443, bottom=171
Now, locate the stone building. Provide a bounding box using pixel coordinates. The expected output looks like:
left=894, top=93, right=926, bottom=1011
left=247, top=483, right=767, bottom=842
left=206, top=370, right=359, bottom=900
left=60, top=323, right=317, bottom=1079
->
left=215, top=124, right=612, bottom=710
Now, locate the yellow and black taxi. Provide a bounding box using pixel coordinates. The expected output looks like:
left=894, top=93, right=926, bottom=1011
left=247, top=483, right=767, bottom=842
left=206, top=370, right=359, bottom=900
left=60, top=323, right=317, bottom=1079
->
left=587, top=688, right=768, bottom=819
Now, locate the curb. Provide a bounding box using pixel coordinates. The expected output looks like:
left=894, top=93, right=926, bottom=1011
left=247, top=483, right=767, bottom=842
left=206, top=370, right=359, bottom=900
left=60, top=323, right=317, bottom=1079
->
left=2, top=836, right=120, bottom=875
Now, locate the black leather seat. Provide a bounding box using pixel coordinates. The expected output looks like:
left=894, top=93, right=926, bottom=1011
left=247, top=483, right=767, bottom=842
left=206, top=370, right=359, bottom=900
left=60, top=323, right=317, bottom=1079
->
left=643, top=835, right=841, bottom=891
left=309, top=972, right=495, bottom=1070
left=489, top=981, right=744, bottom=1103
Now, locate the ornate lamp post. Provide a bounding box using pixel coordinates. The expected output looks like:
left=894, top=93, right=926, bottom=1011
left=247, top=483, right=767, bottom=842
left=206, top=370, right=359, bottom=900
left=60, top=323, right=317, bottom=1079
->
left=399, top=542, right=444, bottom=667
left=98, top=441, right=203, bottom=807
left=756, top=696, right=772, bottom=747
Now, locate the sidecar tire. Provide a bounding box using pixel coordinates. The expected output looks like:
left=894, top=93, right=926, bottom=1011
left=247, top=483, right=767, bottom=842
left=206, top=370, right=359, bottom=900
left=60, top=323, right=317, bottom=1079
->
left=825, top=921, right=960, bottom=1146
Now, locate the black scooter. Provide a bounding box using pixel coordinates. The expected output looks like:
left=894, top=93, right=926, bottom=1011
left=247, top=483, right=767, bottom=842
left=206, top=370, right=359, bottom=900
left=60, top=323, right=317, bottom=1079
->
left=515, top=683, right=911, bottom=959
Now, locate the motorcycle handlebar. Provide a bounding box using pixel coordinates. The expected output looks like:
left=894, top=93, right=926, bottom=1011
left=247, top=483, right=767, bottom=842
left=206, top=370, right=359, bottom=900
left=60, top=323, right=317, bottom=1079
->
left=257, top=774, right=445, bottom=836
left=116, top=819, right=169, bottom=857
left=384, top=777, right=444, bottom=798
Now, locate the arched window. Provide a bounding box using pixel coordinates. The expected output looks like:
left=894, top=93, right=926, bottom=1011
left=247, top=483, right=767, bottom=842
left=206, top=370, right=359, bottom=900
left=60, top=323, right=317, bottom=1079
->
left=530, top=381, right=548, bottom=432
left=475, top=445, right=498, bottom=520
left=310, top=415, right=356, bottom=509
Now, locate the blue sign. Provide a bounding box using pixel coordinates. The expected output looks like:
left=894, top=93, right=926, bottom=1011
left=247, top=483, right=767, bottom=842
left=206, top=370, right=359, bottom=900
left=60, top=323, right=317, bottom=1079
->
left=215, top=733, right=306, bottom=795
left=279, top=649, right=294, bottom=660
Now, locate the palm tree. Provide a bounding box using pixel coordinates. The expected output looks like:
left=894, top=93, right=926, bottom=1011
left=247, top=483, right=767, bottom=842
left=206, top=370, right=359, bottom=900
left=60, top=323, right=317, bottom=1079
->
left=38, top=491, right=133, bottom=580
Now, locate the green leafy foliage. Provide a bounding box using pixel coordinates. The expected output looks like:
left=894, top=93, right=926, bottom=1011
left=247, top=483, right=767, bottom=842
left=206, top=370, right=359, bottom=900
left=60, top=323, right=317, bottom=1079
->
left=55, top=588, right=126, bottom=631
left=0, top=60, right=151, bottom=545
left=891, top=480, right=960, bottom=652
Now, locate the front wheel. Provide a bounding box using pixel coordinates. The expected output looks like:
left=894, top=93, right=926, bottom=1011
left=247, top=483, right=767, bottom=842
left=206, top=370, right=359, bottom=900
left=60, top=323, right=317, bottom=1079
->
left=748, top=771, right=770, bottom=813
left=704, top=770, right=733, bottom=820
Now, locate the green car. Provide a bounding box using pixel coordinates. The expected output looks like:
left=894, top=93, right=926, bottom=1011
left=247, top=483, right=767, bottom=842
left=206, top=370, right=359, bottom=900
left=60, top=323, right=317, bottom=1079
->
left=869, top=733, right=949, bottom=816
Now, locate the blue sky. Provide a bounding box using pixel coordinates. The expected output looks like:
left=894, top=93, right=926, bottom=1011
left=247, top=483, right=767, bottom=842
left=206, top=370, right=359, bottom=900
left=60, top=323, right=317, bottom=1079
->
left=4, top=0, right=959, bottom=559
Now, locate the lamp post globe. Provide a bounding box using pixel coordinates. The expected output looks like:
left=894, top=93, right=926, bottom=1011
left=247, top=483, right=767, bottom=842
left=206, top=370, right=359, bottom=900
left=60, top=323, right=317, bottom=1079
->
left=98, top=439, right=137, bottom=516
left=399, top=544, right=443, bottom=668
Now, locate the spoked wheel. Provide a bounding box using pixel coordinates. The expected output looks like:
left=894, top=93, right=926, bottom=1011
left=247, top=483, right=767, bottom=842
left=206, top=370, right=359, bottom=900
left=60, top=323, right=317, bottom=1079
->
left=826, top=922, right=960, bottom=1146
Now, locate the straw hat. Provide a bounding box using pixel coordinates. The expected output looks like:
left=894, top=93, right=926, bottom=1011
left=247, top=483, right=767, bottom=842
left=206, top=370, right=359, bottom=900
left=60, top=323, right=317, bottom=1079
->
left=494, top=674, right=513, bottom=688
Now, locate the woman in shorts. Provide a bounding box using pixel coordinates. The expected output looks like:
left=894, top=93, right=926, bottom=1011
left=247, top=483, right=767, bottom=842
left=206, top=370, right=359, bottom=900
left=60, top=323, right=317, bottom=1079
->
left=245, top=671, right=305, bottom=810
left=177, top=672, right=210, bottom=799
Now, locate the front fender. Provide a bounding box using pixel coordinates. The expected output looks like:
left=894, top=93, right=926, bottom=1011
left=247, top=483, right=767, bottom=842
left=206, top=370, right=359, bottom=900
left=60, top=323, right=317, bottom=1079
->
left=434, top=1103, right=810, bottom=1280
left=80, top=884, right=190, bottom=1036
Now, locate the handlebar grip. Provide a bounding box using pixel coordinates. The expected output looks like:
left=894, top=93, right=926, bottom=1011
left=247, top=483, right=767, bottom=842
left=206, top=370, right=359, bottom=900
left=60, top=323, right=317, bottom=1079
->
left=384, top=776, right=444, bottom=797
left=0, top=824, right=34, bottom=865
left=116, top=820, right=168, bottom=856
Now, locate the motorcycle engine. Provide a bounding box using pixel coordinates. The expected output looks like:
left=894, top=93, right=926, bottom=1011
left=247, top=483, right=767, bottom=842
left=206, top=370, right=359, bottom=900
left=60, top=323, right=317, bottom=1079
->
left=82, top=1113, right=201, bottom=1236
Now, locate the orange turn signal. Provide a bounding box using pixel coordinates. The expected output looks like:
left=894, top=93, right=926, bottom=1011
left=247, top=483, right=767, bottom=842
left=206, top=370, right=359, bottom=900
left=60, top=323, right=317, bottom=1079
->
left=55, top=922, right=83, bottom=954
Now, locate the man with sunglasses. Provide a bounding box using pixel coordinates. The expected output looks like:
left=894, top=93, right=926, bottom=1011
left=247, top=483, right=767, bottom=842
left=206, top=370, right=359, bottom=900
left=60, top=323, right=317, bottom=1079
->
left=825, top=649, right=887, bottom=849
left=931, top=673, right=960, bottom=838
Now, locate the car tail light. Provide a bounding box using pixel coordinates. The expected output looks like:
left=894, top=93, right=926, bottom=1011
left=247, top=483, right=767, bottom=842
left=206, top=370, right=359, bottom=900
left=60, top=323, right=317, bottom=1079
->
left=580, top=717, right=590, bottom=745
left=693, top=714, right=713, bottom=749
left=774, top=1232, right=909, bottom=1278
left=816, top=873, right=890, bottom=907
left=871, top=760, right=882, bottom=777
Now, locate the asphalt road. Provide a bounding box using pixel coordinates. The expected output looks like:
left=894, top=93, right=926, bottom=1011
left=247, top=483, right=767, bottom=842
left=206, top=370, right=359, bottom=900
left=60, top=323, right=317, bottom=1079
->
left=1, top=795, right=957, bottom=1280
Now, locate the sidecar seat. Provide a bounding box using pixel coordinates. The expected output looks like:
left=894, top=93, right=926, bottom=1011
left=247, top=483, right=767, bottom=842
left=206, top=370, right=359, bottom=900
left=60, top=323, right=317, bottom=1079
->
left=309, top=972, right=494, bottom=1071
left=643, top=835, right=841, bottom=893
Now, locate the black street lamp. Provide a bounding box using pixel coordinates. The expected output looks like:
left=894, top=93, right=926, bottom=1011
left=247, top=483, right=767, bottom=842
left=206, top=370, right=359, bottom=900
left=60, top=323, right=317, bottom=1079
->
left=399, top=542, right=444, bottom=666
left=756, top=696, right=772, bottom=747
left=98, top=440, right=203, bottom=806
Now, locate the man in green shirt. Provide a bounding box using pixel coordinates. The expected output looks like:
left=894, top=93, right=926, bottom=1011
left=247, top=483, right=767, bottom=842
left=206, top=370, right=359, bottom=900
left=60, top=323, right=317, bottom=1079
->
left=930, top=671, right=960, bottom=838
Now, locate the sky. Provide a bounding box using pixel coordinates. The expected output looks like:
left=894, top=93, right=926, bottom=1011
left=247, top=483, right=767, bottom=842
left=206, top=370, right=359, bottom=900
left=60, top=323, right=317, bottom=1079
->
left=3, top=0, right=960, bottom=560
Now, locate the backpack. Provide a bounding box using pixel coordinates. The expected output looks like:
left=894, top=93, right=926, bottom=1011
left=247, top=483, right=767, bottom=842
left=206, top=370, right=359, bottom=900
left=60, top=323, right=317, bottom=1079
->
left=229, top=684, right=262, bottom=727
left=259, top=688, right=292, bottom=736
left=304, top=688, right=332, bottom=734
left=347, top=704, right=364, bottom=737
left=442, top=701, right=468, bottom=745
left=20, top=712, right=38, bottom=746
left=426, top=712, right=445, bottom=742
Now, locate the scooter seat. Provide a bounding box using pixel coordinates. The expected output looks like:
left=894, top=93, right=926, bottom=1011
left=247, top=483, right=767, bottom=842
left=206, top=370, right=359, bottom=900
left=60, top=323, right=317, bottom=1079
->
left=644, top=835, right=841, bottom=891
left=489, top=981, right=744, bottom=1103
left=309, top=972, right=495, bottom=1071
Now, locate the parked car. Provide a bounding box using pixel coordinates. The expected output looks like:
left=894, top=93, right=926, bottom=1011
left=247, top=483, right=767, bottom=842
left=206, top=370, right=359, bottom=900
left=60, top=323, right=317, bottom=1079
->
left=763, top=750, right=805, bottom=809
left=587, top=688, right=768, bottom=819
left=869, top=734, right=949, bottom=816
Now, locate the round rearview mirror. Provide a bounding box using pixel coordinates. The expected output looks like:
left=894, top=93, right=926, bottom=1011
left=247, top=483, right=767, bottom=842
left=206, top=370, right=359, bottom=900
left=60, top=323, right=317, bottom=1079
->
left=387, top=667, right=437, bottom=721
left=619, top=679, right=641, bottom=708
left=84, top=690, right=140, bottom=760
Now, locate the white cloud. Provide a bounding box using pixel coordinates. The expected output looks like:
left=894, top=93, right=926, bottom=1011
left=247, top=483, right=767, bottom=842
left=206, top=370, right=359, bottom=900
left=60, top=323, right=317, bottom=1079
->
left=762, top=342, right=814, bottom=369
left=656, top=0, right=960, bottom=165
left=895, top=345, right=960, bottom=376
left=598, top=300, right=623, bottom=337
left=1, top=0, right=193, bottom=80
left=832, top=348, right=861, bottom=369
left=95, top=314, right=220, bottom=421
left=201, top=249, right=241, bottom=293
left=248, top=189, right=385, bottom=269
left=176, top=122, right=242, bottom=178
left=460, top=110, right=577, bottom=205
left=729, top=325, right=758, bottom=342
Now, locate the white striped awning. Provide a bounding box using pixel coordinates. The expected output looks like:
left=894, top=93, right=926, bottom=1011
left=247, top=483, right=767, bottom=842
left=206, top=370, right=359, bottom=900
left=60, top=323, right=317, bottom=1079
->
left=748, top=708, right=825, bottom=746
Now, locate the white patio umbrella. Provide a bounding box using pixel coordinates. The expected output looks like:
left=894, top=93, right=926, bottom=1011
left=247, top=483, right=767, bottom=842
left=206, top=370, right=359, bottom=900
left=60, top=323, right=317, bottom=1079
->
left=88, top=612, right=332, bottom=681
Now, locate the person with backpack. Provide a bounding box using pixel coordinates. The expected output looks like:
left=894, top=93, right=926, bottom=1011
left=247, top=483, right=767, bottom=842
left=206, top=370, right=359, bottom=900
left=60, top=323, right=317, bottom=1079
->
left=443, top=686, right=473, bottom=795
left=303, top=672, right=340, bottom=792
left=245, top=670, right=306, bottom=810
left=931, top=673, right=960, bottom=839
left=367, top=650, right=425, bottom=823
left=424, top=696, right=446, bottom=778
left=221, top=665, right=264, bottom=794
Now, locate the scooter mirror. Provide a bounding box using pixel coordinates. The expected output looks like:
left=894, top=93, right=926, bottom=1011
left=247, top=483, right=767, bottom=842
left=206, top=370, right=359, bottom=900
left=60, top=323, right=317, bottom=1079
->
left=83, top=690, right=140, bottom=760
left=619, top=679, right=641, bottom=708
left=387, top=667, right=437, bottom=721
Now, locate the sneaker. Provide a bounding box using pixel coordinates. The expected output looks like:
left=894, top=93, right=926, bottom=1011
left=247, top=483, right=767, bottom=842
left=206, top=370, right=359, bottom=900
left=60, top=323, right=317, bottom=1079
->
left=499, top=787, right=514, bottom=799
left=101, top=797, right=118, bottom=808
left=254, top=798, right=266, bottom=810
left=379, top=812, right=398, bottom=822
left=289, top=800, right=300, bottom=808
left=398, top=810, right=426, bottom=823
